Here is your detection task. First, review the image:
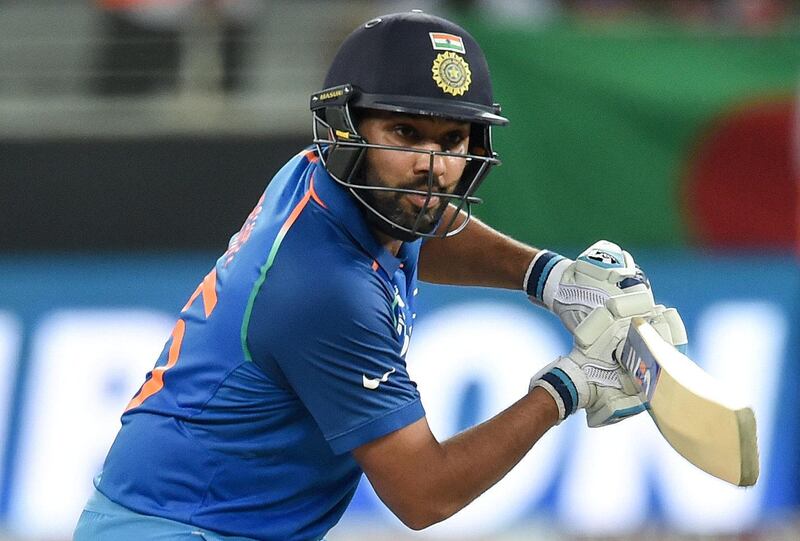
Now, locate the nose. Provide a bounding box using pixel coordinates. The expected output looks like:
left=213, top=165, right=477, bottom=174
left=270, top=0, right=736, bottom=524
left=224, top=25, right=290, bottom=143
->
left=411, top=145, right=448, bottom=188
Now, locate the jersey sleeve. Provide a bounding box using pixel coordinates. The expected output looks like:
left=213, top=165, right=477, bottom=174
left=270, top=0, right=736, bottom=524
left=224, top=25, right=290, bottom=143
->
left=246, top=255, right=425, bottom=455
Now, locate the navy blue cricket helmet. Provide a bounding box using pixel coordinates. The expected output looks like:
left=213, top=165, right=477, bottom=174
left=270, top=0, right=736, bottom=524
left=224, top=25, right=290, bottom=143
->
left=310, top=10, right=508, bottom=240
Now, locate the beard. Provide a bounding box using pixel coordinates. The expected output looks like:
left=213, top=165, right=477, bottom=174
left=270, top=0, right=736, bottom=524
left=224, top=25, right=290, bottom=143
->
left=354, top=158, right=452, bottom=237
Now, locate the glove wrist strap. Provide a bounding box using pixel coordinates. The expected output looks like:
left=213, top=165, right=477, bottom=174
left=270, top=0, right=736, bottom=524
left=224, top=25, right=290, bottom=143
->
left=523, top=250, right=570, bottom=309
left=531, top=362, right=579, bottom=424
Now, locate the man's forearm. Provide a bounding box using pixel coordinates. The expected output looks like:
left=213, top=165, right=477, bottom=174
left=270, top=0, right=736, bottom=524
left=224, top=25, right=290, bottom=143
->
left=431, top=387, right=559, bottom=521
left=420, top=206, right=539, bottom=289
left=355, top=388, right=558, bottom=529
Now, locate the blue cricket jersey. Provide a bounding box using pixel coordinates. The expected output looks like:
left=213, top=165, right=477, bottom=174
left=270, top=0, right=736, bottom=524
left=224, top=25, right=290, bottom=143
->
left=97, top=148, right=426, bottom=541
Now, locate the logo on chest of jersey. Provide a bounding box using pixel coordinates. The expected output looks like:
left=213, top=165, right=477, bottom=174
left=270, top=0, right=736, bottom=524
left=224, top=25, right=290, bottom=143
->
left=391, top=286, right=412, bottom=357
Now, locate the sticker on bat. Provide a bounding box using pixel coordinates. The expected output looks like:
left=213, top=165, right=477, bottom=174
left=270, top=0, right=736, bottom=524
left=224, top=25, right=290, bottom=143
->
left=620, top=325, right=662, bottom=402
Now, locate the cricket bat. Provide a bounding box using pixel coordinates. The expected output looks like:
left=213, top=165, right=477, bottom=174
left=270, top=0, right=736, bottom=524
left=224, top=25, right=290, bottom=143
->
left=618, top=317, right=759, bottom=487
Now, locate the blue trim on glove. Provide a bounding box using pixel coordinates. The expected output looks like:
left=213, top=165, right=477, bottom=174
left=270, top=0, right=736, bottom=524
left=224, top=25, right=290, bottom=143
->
left=618, top=276, right=644, bottom=289
left=526, top=251, right=566, bottom=302
left=610, top=404, right=647, bottom=419
left=542, top=368, right=577, bottom=417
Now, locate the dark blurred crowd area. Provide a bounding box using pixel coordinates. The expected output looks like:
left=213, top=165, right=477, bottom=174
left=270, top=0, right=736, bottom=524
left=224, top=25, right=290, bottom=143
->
left=92, top=0, right=259, bottom=95
left=91, top=0, right=798, bottom=97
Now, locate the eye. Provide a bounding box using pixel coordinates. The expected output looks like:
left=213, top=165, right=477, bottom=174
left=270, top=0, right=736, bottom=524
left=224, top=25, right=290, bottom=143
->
left=393, top=124, right=419, bottom=141
left=442, top=130, right=467, bottom=152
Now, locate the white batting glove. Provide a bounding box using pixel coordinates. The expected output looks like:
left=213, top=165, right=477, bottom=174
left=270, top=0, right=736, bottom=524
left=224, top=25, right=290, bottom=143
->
left=646, top=304, right=688, bottom=354
left=531, top=290, right=657, bottom=427
left=524, top=240, right=650, bottom=334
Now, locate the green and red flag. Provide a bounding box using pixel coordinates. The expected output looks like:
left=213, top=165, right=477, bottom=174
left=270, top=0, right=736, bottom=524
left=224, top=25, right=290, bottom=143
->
left=461, top=19, right=800, bottom=251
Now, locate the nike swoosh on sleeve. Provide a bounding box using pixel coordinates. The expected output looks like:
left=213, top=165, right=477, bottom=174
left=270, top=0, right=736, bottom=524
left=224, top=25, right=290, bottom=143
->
left=362, top=367, right=396, bottom=390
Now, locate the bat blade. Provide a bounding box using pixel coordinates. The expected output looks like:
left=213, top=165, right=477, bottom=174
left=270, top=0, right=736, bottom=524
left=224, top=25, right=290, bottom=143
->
left=619, top=317, right=759, bottom=487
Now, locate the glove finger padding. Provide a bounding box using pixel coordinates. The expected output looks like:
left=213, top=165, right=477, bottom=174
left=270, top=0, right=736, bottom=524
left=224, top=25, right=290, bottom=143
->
left=573, top=290, right=654, bottom=349
left=638, top=304, right=689, bottom=352
left=660, top=306, right=688, bottom=351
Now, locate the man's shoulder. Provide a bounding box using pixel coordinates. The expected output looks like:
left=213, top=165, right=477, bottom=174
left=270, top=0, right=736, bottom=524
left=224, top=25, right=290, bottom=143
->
left=272, top=227, right=386, bottom=306
left=279, top=199, right=381, bottom=286
left=250, top=237, right=391, bottom=350
left=246, top=149, right=393, bottom=315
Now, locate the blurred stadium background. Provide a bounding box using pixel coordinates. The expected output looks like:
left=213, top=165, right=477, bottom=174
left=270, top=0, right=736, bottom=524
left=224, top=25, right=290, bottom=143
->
left=1, top=0, right=799, bottom=540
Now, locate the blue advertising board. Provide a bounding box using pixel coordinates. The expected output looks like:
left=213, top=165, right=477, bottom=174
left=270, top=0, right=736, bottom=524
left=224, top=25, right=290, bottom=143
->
left=0, top=252, right=797, bottom=538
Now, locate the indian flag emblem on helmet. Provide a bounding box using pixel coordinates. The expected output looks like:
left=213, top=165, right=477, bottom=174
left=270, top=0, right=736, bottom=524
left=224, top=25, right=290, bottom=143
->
left=431, top=51, right=472, bottom=97
left=429, top=32, right=465, bottom=54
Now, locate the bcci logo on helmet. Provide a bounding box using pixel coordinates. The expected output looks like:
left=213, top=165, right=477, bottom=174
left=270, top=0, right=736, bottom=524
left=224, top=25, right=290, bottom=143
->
left=432, top=52, right=472, bottom=97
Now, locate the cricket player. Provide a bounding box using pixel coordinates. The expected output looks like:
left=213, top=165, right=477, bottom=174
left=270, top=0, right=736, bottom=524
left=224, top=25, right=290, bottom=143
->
left=74, top=11, right=684, bottom=541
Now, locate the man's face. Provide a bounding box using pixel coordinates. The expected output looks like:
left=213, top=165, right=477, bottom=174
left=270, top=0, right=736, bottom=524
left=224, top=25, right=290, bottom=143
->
left=355, top=111, right=471, bottom=235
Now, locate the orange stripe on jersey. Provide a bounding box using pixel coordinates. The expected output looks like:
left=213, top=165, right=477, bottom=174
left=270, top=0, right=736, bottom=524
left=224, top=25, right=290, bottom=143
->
left=200, top=268, right=218, bottom=318
left=309, top=175, right=327, bottom=208
left=371, top=260, right=379, bottom=271
left=302, top=149, right=320, bottom=163
left=125, top=319, right=186, bottom=411
left=181, top=268, right=218, bottom=318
